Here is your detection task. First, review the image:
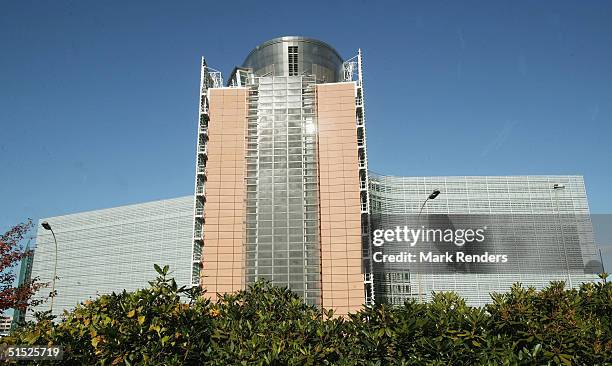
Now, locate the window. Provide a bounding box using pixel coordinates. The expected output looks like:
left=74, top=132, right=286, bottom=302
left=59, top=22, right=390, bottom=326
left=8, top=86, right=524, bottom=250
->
left=288, top=46, right=298, bottom=76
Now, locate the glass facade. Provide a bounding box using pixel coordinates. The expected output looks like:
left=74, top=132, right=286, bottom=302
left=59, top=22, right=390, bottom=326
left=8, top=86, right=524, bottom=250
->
left=29, top=196, right=194, bottom=319
left=244, top=75, right=321, bottom=305
left=369, top=175, right=601, bottom=306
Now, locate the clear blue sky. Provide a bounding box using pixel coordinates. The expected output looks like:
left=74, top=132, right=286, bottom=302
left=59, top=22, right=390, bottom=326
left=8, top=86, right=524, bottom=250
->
left=1, top=1, right=611, bottom=232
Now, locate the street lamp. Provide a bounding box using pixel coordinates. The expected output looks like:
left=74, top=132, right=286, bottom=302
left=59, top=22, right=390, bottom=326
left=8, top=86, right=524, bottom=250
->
left=415, top=189, right=441, bottom=302
left=418, top=189, right=441, bottom=217
left=599, top=248, right=606, bottom=283
left=552, top=184, right=572, bottom=288
left=41, top=221, right=58, bottom=313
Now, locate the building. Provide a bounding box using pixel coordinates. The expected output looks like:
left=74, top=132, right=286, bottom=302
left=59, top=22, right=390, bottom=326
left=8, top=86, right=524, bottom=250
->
left=192, top=37, right=372, bottom=315
left=30, top=196, right=193, bottom=318
left=11, top=240, right=34, bottom=329
left=26, top=36, right=603, bottom=316
left=369, top=174, right=602, bottom=306
left=0, top=315, right=12, bottom=336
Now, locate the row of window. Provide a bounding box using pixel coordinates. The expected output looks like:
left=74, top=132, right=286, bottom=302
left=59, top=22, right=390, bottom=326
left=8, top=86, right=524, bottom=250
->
left=256, top=108, right=314, bottom=115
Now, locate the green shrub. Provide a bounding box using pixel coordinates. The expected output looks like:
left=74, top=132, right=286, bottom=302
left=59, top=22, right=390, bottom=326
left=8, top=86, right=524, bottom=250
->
left=5, top=267, right=611, bottom=365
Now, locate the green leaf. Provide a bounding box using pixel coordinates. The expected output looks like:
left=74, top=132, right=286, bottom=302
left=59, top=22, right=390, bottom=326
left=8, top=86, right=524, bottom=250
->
left=558, top=354, right=573, bottom=366
left=24, top=331, right=40, bottom=345
left=532, top=343, right=541, bottom=357
left=91, top=336, right=102, bottom=348
left=154, top=264, right=163, bottom=275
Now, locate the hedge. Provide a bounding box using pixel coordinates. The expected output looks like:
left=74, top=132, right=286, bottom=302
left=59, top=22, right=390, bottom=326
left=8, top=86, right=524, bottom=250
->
left=4, top=266, right=611, bottom=365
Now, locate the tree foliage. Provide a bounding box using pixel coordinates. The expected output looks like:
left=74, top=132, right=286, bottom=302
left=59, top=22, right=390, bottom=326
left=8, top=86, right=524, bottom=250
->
left=0, top=220, right=44, bottom=314
left=4, top=266, right=611, bottom=365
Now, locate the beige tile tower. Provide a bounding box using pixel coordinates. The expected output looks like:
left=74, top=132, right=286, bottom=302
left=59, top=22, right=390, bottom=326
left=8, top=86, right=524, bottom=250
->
left=191, top=37, right=373, bottom=315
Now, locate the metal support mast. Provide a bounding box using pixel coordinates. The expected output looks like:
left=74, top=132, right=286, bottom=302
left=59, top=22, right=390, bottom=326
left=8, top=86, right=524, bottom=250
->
left=190, top=57, right=223, bottom=286
left=344, top=50, right=375, bottom=305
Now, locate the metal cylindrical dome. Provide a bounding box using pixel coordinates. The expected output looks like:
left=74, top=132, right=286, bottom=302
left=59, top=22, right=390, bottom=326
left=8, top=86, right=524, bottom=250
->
left=242, top=36, right=344, bottom=82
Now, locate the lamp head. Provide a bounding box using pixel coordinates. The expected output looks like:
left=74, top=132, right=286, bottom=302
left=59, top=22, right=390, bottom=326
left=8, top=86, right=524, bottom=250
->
left=429, top=189, right=441, bottom=200
left=41, top=222, right=52, bottom=231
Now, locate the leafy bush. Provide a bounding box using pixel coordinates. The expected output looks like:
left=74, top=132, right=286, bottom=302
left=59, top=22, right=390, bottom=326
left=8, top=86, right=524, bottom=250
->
left=1, top=220, right=44, bottom=314
left=5, top=267, right=611, bottom=365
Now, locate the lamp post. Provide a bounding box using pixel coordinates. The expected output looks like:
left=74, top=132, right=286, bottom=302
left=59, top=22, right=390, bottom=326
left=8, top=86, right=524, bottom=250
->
left=41, top=221, right=58, bottom=313
left=418, top=189, right=441, bottom=217
left=415, top=189, right=441, bottom=302
left=552, top=184, right=572, bottom=288
left=599, top=248, right=607, bottom=283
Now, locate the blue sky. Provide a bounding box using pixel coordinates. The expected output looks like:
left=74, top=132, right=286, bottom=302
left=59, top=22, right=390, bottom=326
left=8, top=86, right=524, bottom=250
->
left=1, top=1, right=611, bottom=233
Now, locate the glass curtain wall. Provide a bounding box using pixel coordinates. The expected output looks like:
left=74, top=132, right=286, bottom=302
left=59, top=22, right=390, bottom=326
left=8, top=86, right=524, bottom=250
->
left=245, top=75, right=321, bottom=306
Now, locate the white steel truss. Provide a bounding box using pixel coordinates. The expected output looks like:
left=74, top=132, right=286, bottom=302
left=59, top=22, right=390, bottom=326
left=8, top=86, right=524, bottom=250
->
left=190, top=57, right=223, bottom=286
left=347, top=50, right=376, bottom=305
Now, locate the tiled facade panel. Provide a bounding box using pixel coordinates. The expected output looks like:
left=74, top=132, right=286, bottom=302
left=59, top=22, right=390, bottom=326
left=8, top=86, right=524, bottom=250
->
left=201, top=88, right=247, bottom=300
left=316, top=82, right=364, bottom=315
